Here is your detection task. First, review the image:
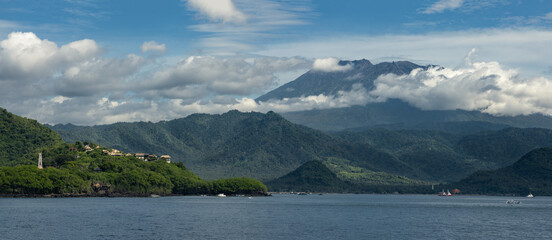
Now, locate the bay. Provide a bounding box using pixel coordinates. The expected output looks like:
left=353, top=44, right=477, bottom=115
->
left=1, top=194, right=552, bottom=239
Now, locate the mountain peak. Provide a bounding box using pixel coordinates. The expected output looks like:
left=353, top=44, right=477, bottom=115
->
left=256, top=59, right=425, bottom=102
left=339, top=59, right=373, bottom=67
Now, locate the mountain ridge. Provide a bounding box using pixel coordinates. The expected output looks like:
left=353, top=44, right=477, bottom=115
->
left=257, top=60, right=429, bottom=102
left=51, top=110, right=416, bottom=181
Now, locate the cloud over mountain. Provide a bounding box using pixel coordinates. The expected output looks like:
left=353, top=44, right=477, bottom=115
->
left=312, top=58, right=352, bottom=72
left=2, top=30, right=552, bottom=126
left=371, top=60, right=552, bottom=116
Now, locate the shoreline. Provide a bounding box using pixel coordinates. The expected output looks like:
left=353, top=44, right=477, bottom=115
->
left=0, top=192, right=271, bottom=198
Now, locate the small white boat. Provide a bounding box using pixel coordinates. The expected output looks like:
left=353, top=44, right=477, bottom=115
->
left=506, top=200, right=521, bottom=204
left=217, top=193, right=226, bottom=197
left=438, top=189, right=452, bottom=196
left=526, top=193, right=534, bottom=198
left=150, top=194, right=160, bottom=198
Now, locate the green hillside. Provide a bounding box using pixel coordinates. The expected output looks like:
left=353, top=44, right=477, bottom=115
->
left=0, top=143, right=267, bottom=196
left=0, top=107, right=64, bottom=166
left=52, top=110, right=414, bottom=181
left=0, top=108, right=267, bottom=196
left=266, top=160, right=432, bottom=193
left=266, top=161, right=350, bottom=192
left=335, top=127, right=552, bottom=181
left=52, top=109, right=552, bottom=185
left=452, top=147, right=552, bottom=195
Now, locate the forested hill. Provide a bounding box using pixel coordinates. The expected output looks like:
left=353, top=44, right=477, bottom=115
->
left=0, top=107, right=64, bottom=166
left=51, top=110, right=414, bottom=181
left=51, top=110, right=552, bottom=183
left=0, top=107, right=267, bottom=197
left=335, top=127, right=552, bottom=181
left=452, top=147, right=552, bottom=195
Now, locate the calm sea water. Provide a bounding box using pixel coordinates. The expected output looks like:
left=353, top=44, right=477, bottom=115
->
left=1, top=194, right=551, bottom=240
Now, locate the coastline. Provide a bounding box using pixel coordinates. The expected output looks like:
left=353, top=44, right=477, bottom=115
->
left=0, top=192, right=271, bottom=198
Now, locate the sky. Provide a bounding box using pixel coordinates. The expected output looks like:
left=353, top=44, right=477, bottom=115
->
left=0, top=0, right=551, bottom=125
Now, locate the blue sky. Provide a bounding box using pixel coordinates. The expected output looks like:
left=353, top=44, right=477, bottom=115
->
left=2, top=1, right=550, bottom=55
left=0, top=0, right=552, bottom=125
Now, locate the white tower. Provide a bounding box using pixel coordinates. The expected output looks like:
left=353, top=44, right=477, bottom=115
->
left=38, top=152, right=43, bottom=169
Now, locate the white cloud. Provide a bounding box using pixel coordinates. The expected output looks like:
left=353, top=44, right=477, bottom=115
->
left=140, top=55, right=311, bottom=98
left=186, top=0, right=247, bottom=24
left=140, top=41, right=166, bottom=53
left=185, top=0, right=312, bottom=54
left=4, top=29, right=552, bottom=126
left=370, top=59, right=552, bottom=116
left=56, top=54, right=144, bottom=97
left=422, top=0, right=464, bottom=14
left=50, top=96, right=71, bottom=104
left=312, top=58, right=352, bottom=72
left=0, top=32, right=100, bottom=80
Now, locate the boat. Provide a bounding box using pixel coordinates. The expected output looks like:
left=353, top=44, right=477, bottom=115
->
left=150, top=194, right=160, bottom=198
left=506, top=200, right=521, bottom=204
left=438, top=189, right=452, bottom=196
left=527, top=193, right=534, bottom=198
left=217, top=193, right=226, bottom=197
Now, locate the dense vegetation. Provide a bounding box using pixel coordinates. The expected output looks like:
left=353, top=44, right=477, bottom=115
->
left=51, top=110, right=415, bottom=182
left=52, top=109, right=552, bottom=186
left=267, top=160, right=434, bottom=194
left=335, top=127, right=552, bottom=181
left=449, top=147, right=552, bottom=196
left=0, top=143, right=267, bottom=196
left=0, top=107, right=64, bottom=166
left=0, top=108, right=266, bottom=196
left=266, top=161, right=350, bottom=192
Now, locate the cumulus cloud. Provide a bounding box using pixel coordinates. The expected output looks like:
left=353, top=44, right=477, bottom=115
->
left=0, top=32, right=100, bottom=80
left=55, top=54, right=144, bottom=97
left=140, top=41, right=166, bottom=53
left=140, top=56, right=311, bottom=99
left=422, top=0, right=465, bottom=14
left=370, top=59, right=552, bottom=116
left=0, top=31, right=315, bottom=125
left=186, top=0, right=246, bottom=24
left=312, top=58, right=352, bottom=72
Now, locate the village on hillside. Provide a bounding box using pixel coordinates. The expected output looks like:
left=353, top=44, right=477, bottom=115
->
left=37, top=143, right=172, bottom=169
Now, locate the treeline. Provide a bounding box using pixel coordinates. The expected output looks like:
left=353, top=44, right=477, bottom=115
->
left=0, top=143, right=267, bottom=196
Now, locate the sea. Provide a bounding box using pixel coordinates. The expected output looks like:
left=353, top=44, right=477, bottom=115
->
left=1, top=194, right=551, bottom=240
